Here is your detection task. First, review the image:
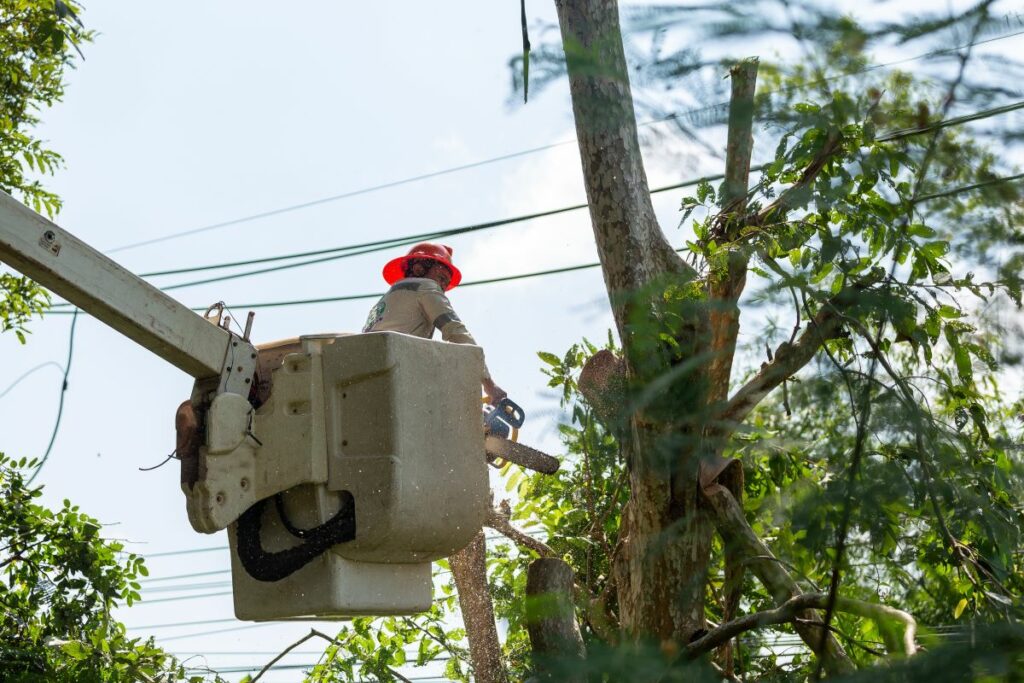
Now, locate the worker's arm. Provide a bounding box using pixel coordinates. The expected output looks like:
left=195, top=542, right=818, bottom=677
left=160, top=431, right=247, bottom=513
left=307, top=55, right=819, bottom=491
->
left=419, top=285, right=506, bottom=402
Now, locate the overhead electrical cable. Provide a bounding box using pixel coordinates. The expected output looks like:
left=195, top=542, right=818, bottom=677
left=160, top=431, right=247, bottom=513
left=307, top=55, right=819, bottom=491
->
left=138, top=569, right=228, bottom=585
left=40, top=102, right=1024, bottom=318
left=137, top=530, right=537, bottom=571
left=0, top=361, right=64, bottom=401
left=156, top=622, right=274, bottom=642
left=41, top=97, right=1024, bottom=309
left=101, top=27, right=1024, bottom=255
left=43, top=169, right=1024, bottom=317
left=27, top=309, right=78, bottom=485
left=144, top=545, right=228, bottom=558
left=142, top=581, right=231, bottom=594
left=139, top=590, right=232, bottom=605
left=105, top=141, right=580, bottom=254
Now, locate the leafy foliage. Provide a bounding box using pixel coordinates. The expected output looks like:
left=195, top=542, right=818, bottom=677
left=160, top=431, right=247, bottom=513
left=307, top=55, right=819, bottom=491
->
left=0, top=0, right=90, bottom=337
left=0, top=0, right=90, bottom=215
left=0, top=453, right=220, bottom=682
left=0, top=272, right=49, bottom=343
left=289, top=3, right=1024, bottom=680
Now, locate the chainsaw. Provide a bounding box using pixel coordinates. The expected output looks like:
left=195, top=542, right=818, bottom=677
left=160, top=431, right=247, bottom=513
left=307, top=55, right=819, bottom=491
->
left=483, top=398, right=559, bottom=475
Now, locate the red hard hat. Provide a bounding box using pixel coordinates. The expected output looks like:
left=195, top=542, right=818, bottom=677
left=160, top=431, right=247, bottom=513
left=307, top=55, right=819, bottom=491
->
left=382, top=242, right=462, bottom=291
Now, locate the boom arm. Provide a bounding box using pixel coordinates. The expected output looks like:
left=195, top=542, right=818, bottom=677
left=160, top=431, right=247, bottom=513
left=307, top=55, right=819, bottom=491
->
left=0, top=190, right=255, bottom=388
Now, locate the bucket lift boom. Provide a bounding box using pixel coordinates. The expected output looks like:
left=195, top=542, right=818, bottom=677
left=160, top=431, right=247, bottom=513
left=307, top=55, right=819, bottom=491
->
left=0, top=190, right=496, bottom=619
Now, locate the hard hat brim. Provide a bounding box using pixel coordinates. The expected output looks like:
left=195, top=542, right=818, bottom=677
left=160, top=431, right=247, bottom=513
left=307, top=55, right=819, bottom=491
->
left=383, top=255, right=462, bottom=291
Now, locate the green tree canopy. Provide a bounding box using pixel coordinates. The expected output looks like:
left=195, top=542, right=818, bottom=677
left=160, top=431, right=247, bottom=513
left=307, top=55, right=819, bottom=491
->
left=0, top=0, right=90, bottom=342
left=295, top=2, right=1024, bottom=681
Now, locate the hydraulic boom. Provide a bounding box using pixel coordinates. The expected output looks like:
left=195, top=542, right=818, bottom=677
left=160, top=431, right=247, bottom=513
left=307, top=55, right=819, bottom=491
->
left=0, top=190, right=256, bottom=394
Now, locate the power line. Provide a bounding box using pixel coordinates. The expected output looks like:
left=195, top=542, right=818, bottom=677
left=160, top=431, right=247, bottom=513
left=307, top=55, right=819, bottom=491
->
left=140, top=568, right=230, bottom=584
left=137, top=527, right=542, bottom=564
left=915, top=171, right=1024, bottom=203
left=142, top=581, right=231, bottom=593
left=139, top=590, right=232, bottom=605
left=0, top=361, right=64, bottom=401
left=218, top=261, right=602, bottom=310
left=41, top=166, right=1024, bottom=318
left=156, top=622, right=275, bottom=642
left=100, top=25, right=1024, bottom=256
left=132, top=95, right=1024, bottom=286
left=154, top=204, right=591, bottom=291
left=42, top=96, right=1024, bottom=314
left=49, top=98, right=1024, bottom=307
left=144, top=545, right=228, bottom=558
left=27, top=309, right=78, bottom=485
left=130, top=617, right=239, bottom=631
left=106, top=142, right=579, bottom=254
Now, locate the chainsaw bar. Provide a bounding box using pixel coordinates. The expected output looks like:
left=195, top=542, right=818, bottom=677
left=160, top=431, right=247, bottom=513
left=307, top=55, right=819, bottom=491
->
left=485, top=435, right=560, bottom=475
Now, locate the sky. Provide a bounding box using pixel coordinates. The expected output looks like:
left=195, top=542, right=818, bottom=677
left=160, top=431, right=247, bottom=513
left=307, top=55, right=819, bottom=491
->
left=1, top=1, right=1022, bottom=681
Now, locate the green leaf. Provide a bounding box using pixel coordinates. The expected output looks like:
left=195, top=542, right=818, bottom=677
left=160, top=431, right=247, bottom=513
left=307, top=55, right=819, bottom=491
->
left=954, top=597, right=968, bottom=619
left=536, top=351, right=560, bottom=368
left=61, top=641, right=88, bottom=660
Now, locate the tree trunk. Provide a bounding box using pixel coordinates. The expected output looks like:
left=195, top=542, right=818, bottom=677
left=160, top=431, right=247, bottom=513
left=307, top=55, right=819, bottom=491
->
left=525, top=558, right=585, bottom=681
left=450, top=532, right=508, bottom=683
left=554, top=0, right=713, bottom=643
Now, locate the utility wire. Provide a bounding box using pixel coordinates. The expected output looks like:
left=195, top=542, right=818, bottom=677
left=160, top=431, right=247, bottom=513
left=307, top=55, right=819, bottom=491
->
left=27, top=309, right=78, bottom=485
left=142, top=581, right=231, bottom=593
left=105, top=142, right=579, bottom=254
left=139, top=590, right=232, bottom=605
left=137, top=530, right=540, bottom=579
left=155, top=204, right=590, bottom=291
left=0, top=361, right=64, bottom=401
left=101, top=26, right=1024, bottom=255
left=140, top=568, right=231, bottom=584
left=156, top=622, right=274, bottom=643
left=144, top=545, right=228, bottom=558
left=121, top=98, right=1024, bottom=284
left=43, top=166, right=1024, bottom=317
left=43, top=97, right=1024, bottom=309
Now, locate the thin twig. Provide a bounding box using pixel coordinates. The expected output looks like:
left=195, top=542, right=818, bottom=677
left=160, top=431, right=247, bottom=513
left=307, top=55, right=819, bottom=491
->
left=250, top=629, right=323, bottom=683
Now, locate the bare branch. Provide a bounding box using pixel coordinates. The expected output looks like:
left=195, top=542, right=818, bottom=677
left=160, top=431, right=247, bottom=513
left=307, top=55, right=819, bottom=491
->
left=720, top=272, right=882, bottom=432
left=485, top=504, right=556, bottom=558
left=685, top=592, right=916, bottom=659
left=249, top=629, right=417, bottom=683
left=703, top=482, right=856, bottom=674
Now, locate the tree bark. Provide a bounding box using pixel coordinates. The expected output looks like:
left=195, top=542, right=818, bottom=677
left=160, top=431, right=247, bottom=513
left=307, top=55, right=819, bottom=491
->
left=707, top=58, right=758, bottom=408
left=450, top=532, right=508, bottom=683
left=555, top=0, right=714, bottom=645
left=553, top=0, right=692, bottom=339
left=705, top=60, right=758, bottom=675
left=525, top=558, right=586, bottom=681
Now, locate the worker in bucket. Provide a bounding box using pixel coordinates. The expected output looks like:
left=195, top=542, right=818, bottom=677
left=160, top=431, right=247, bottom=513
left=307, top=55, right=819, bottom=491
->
left=363, top=242, right=507, bottom=405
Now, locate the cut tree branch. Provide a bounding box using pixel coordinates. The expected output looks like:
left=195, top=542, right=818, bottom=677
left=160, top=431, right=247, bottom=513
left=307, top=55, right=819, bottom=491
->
left=703, top=482, right=856, bottom=675
left=526, top=558, right=586, bottom=682
left=485, top=503, right=556, bottom=558
left=685, top=592, right=917, bottom=660
left=707, top=57, right=759, bottom=408
left=719, top=272, right=882, bottom=433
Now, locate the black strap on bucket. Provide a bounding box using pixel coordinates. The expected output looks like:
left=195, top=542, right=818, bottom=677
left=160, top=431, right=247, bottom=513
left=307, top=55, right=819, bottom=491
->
left=236, top=491, right=356, bottom=582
